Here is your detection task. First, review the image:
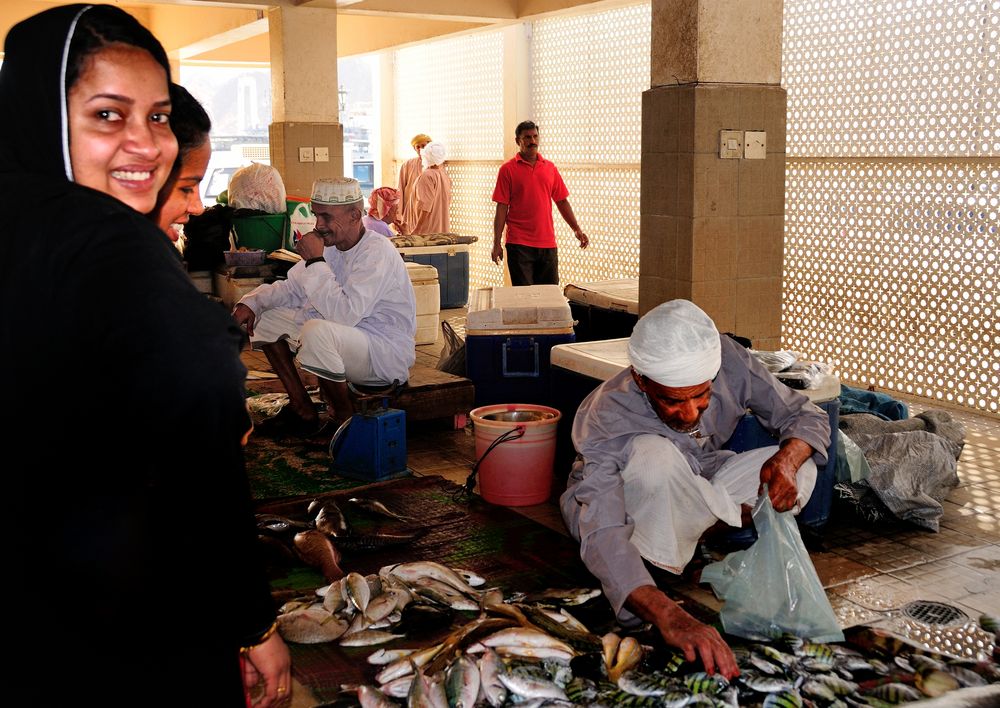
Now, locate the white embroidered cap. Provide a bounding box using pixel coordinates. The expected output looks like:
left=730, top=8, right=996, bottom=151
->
left=627, top=299, right=722, bottom=387
left=311, top=177, right=363, bottom=206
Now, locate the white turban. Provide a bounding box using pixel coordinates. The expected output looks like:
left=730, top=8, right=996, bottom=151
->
left=421, top=142, right=447, bottom=168
left=627, top=300, right=721, bottom=387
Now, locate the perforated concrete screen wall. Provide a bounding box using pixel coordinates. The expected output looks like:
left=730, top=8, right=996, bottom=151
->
left=531, top=4, right=649, bottom=285
left=783, top=0, right=999, bottom=414
left=392, top=4, right=648, bottom=291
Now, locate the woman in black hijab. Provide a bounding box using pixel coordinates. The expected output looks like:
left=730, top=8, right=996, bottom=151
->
left=0, top=6, right=289, bottom=705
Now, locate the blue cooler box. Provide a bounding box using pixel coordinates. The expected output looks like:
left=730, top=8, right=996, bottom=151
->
left=549, top=338, right=840, bottom=530
left=397, top=244, right=470, bottom=309
left=466, top=285, right=575, bottom=407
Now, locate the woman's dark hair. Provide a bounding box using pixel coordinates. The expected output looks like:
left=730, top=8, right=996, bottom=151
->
left=65, top=5, right=171, bottom=92
left=169, top=84, right=212, bottom=160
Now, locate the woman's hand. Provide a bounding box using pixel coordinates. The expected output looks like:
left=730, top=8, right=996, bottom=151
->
left=243, top=633, right=292, bottom=707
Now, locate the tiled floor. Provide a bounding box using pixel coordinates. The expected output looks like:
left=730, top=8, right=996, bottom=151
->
left=244, top=307, right=1000, bottom=660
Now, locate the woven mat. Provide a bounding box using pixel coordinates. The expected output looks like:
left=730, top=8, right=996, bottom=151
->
left=243, top=433, right=365, bottom=499
left=257, top=475, right=618, bottom=702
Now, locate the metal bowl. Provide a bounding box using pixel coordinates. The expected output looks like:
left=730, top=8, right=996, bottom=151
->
left=481, top=410, right=557, bottom=423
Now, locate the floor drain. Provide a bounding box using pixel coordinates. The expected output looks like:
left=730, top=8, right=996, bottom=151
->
left=901, top=600, right=969, bottom=626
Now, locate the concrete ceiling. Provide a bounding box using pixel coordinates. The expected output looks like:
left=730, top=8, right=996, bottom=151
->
left=1, top=0, right=619, bottom=63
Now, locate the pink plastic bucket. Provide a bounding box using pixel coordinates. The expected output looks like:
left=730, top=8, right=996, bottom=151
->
left=470, top=404, right=562, bottom=506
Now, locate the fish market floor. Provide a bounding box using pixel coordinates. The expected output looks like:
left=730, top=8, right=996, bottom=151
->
left=241, top=308, right=999, bottom=662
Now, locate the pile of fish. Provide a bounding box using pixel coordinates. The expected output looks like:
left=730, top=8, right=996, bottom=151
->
left=273, top=560, right=1000, bottom=707
left=257, top=496, right=423, bottom=582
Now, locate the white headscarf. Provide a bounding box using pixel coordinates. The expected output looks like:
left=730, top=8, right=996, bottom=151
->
left=627, top=300, right=721, bottom=387
left=421, top=142, right=446, bottom=168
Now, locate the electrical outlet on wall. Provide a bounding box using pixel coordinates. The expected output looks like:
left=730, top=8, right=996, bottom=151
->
left=314, top=147, right=330, bottom=163
left=299, top=146, right=314, bottom=163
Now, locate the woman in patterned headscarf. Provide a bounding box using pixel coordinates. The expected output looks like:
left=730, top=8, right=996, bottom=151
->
left=363, top=186, right=401, bottom=236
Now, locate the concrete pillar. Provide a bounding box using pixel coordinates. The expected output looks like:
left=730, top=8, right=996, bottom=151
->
left=641, top=0, right=785, bottom=349
left=267, top=6, right=344, bottom=198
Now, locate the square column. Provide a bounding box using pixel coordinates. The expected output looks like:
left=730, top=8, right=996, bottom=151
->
left=642, top=0, right=785, bottom=348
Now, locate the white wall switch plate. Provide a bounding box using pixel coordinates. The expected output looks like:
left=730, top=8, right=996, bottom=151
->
left=314, top=146, right=330, bottom=162
left=299, top=146, right=314, bottom=163
left=744, top=131, right=766, bottom=159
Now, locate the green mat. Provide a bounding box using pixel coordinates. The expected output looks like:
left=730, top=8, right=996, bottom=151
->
left=243, top=432, right=365, bottom=499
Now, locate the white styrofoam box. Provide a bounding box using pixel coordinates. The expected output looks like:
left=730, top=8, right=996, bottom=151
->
left=405, top=261, right=440, bottom=345
left=415, top=314, right=439, bottom=346
left=466, top=284, right=573, bottom=331
left=563, top=278, right=639, bottom=314
left=213, top=268, right=266, bottom=311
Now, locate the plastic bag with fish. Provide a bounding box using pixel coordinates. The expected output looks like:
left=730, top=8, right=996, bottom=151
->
left=701, top=490, right=844, bottom=643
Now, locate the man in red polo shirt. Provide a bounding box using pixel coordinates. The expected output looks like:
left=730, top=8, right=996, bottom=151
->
left=491, top=120, right=589, bottom=285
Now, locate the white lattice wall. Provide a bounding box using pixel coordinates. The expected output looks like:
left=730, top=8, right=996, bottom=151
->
left=784, top=0, right=1000, bottom=414
left=394, top=33, right=504, bottom=162
left=528, top=3, right=650, bottom=286
left=531, top=4, right=649, bottom=165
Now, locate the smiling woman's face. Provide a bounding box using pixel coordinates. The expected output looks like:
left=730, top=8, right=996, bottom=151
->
left=156, top=141, right=212, bottom=240
left=68, top=44, right=177, bottom=214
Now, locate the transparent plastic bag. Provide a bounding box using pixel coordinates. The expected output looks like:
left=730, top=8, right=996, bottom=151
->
left=701, top=488, right=844, bottom=643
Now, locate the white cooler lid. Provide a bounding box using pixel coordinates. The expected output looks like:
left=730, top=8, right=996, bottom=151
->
left=550, top=338, right=631, bottom=381
left=466, top=285, right=573, bottom=330
left=563, top=278, right=639, bottom=314
left=551, top=337, right=841, bottom=402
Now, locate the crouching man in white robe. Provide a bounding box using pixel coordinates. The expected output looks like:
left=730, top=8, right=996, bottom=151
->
left=560, top=300, right=831, bottom=679
left=233, top=177, right=416, bottom=436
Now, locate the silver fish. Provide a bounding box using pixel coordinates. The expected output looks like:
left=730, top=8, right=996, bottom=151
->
left=477, top=648, right=507, bottom=708
left=452, top=568, right=487, bottom=587
left=739, top=672, right=796, bottom=694
left=357, top=684, right=396, bottom=708
left=482, top=628, right=574, bottom=653
left=378, top=675, right=413, bottom=699
left=385, top=561, right=481, bottom=596
left=492, top=645, right=575, bottom=662
left=407, top=666, right=449, bottom=708
left=520, top=587, right=602, bottom=606
left=617, top=670, right=676, bottom=697
left=345, top=571, right=371, bottom=613
left=376, top=643, right=441, bottom=684
left=498, top=664, right=567, bottom=701
left=314, top=501, right=349, bottom=537
left=348, top=496, right=414, bottom=521
left=276, top=606, right=349, bottom=644
left=364, top=591, right=399, bottom=624
left=445, top=654, right=481, bottom=708
left=749, top=653, right=784, bottom=675
left=340, top=629, right=405, bottom=647
left=367, top=647, right=417, bottom=665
